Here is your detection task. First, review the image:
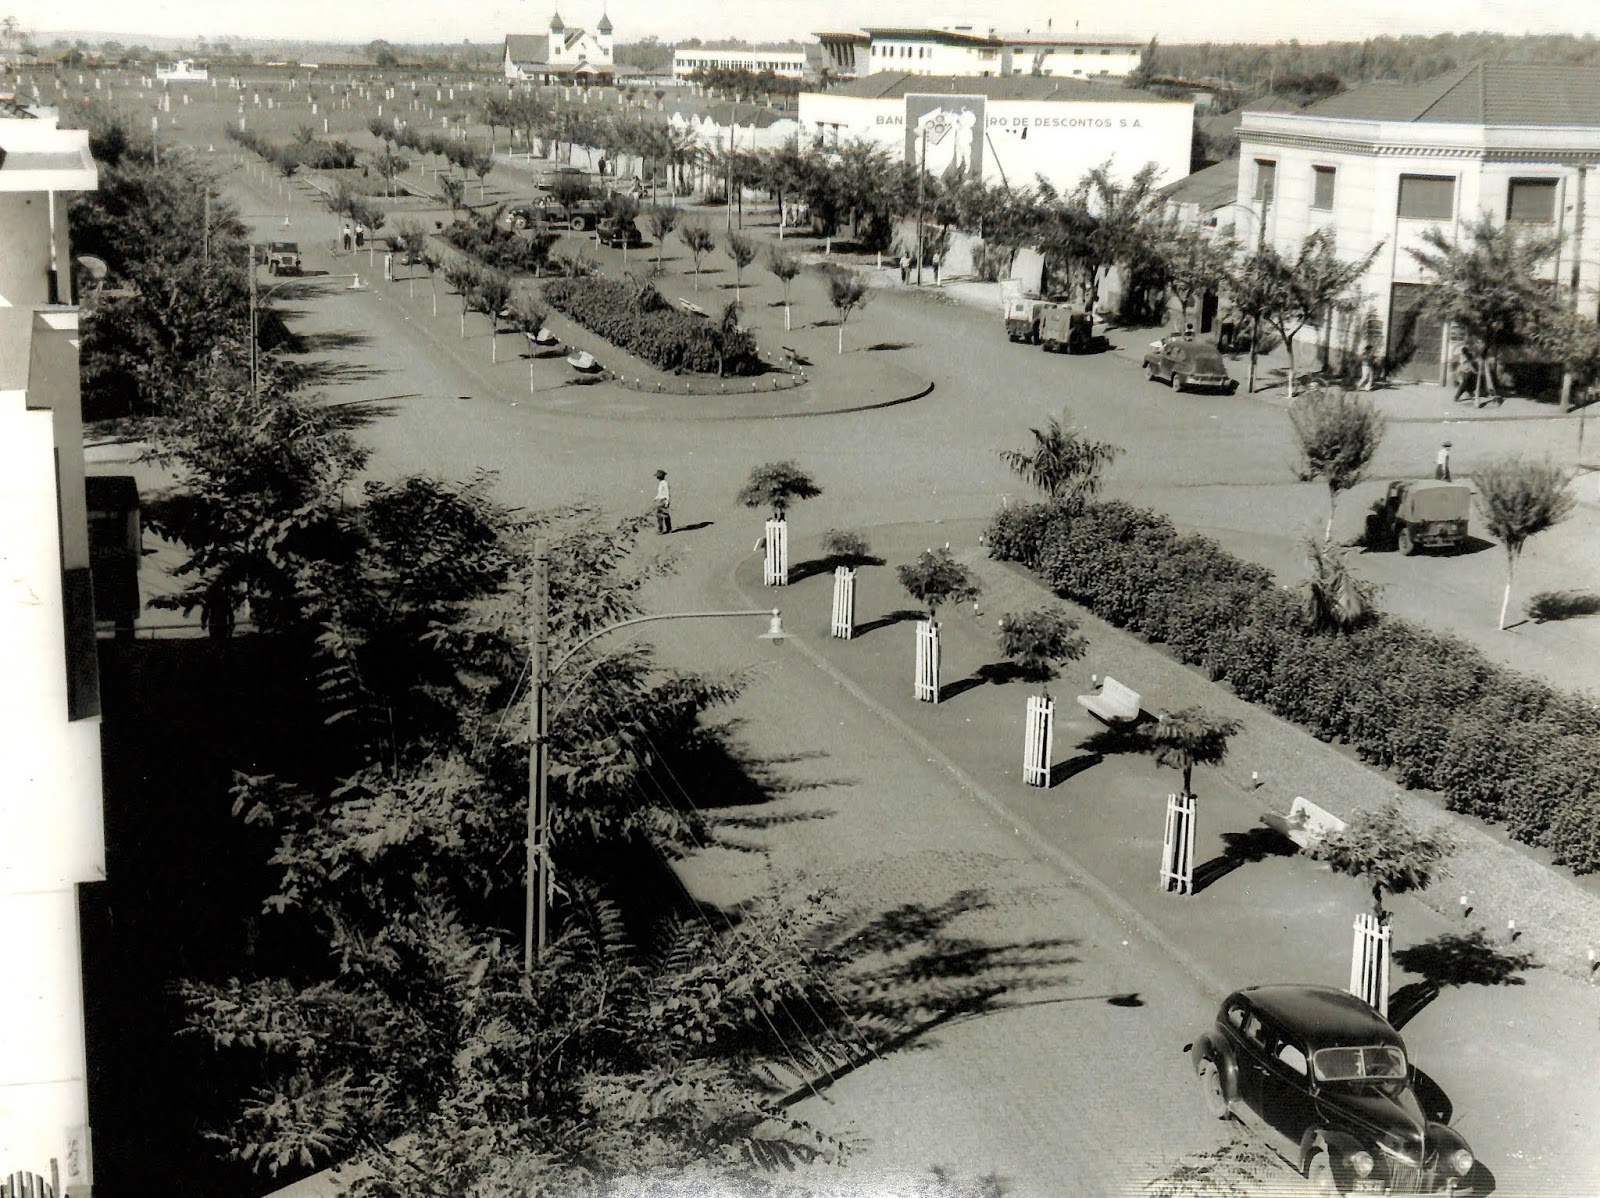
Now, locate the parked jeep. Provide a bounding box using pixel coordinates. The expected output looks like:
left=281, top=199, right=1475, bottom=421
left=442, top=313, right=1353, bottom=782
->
left=1365, top=482, right=1471, bottom=555
left=265, top=241, right=302, bottom=276
left=1192, top=985, right=1477, bottom=1195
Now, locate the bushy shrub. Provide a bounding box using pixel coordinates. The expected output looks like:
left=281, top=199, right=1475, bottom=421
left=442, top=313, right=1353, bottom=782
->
left=442, top=214, right=556, bottom=276
left=984, top=497, right=1600, bottom=872
left=543, top=277, right=762, bottom=377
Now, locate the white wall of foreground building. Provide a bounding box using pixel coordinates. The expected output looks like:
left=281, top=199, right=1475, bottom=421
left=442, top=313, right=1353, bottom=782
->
left=799, top=88, right=1193, bottom=193
left=1240, top=107, right=1600, bottom=382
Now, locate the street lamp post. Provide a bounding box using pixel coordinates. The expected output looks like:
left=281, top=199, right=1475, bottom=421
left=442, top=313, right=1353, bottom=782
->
left=524, top=537, right=784, bottom=972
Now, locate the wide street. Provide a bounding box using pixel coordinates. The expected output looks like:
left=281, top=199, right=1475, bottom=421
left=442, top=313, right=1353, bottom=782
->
left=176, top=154, right=1600, bottom=1198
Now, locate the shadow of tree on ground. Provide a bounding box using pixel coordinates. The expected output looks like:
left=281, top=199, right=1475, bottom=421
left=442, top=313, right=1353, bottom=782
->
left=1191, top=826, right=1300, bottom=895
left=1388, top=928, right=1540, bottom=1030
left=1527, top=590, right=1600, bottom=623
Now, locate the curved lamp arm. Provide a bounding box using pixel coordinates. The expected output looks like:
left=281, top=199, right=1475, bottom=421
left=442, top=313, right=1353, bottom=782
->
left=549, top=608, right=783, bottom=679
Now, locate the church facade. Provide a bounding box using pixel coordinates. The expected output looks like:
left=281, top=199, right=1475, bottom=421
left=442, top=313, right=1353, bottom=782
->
left=504, top=10, right=615, bottom=83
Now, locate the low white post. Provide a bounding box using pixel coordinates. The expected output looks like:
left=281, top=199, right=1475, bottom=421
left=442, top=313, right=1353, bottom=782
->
left=914, top=619, right=940, bottom=703
left=830, top=566, right=855, bottom=638
left=763, top=518, right=788, bottom=586
left=1350, top=914, right=1392, bottom=1018
left=1023, top=694, right=1054, bottom=786
left=1160, top=792, right=1197, bottom=895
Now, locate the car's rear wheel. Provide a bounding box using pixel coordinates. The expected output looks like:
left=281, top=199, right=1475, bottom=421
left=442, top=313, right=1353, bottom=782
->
left=1307, top=1151, right=1342, bottom=1196
left=1196, top=1055, right=1229, bottom=1119
left=1397, top=527, right=1416, bottom=556
left=570, top=217, right=587, bottom=232
left=1172, top=372, right=1187, bottom=393
left=513, top=215, right=528, bottom=230
left=1144, top=362, right=1157, bottom=381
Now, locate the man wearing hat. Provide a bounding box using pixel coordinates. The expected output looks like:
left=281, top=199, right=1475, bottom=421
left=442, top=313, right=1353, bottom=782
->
left=653, top=469, right=672, bottom=534
left=1435, top=442, right=1452, bottom=482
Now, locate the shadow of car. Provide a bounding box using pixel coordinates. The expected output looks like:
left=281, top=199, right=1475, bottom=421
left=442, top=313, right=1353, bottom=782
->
left=1191, top=985, right=1477, bottom=1195
left=1143, top=336, right=1237, bottom=393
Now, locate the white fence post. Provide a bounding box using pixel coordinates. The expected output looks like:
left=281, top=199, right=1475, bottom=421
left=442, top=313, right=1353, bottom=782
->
left=830, top=566, right=855, bottom=638
left=1350, top=913, right=1392, bottom=1018
left=763, top=518, right=788, bottom=586
left=1023, top=694, right=1054, bottom=786
left=914, top=619, right=941, bottom=702
left=1160, top=792, right=1197, bottom=895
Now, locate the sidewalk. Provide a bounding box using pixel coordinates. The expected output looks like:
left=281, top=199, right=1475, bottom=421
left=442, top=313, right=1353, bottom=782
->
left=733, top=519, right=1600, bottom=1197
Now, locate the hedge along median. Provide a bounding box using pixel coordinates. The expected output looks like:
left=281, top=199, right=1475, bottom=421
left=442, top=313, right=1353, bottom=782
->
left=986, top=500, right=1600, bottom=874
left=541, top=276, right=766, bottom=378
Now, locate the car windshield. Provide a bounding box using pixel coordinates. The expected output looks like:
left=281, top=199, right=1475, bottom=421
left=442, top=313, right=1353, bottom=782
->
left=1311, top=1045, right=1406, bottom=1083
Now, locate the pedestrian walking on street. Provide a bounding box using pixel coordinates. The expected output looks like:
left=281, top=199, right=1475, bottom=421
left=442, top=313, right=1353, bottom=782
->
left=653, top=469, right=672, bottom=534
left=1435, top=441, right=1452, bottom=482
left=1357, top=341, right=1377, bottom=391
left=899, top=252, right=910, bottom=285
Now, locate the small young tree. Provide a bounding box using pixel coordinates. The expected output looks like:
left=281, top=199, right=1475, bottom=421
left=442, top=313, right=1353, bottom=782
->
left=474, top=268, right=514, bottom=362
left=736, top=461, right=821, bottom=521
left=443, top=262, right=479, bottom=338
left=898, top=547, right=982, bottom=622
left=648, top=204, right=680, bottom=270
left=1307, top=798, right=1456, bottom=924
left=472, top=152, right=495, bottom=201
left=767, top=247, right=801, bottom=331
left=727, top=231, right=756, bottom=301
left=996, top=607, right=1087, bottom=695
left=1473, top=456, right=1577, bottom=629
left=998, top=415, right=1123, bottom=504
left=1288, top=387, right=1386, bottom=539
left=680, top=221, right=715, bottom=290
left=440, top=175, right=466, bottom=218
left=826, top=266, right=869, bottom=355
left=820, top=528, right=874, bottom=566
left=1138, top=707, right=1242, bottom=799
left=1297, top=535, right=1381, bottom=635
left=374, top=149, right=409, bottom=198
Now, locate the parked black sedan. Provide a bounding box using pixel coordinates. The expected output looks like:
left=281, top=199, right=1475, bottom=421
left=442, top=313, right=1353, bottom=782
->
left=1142, top=335, right=1237, bottom=393
left=1191, top=986, right=1477, bottom=1195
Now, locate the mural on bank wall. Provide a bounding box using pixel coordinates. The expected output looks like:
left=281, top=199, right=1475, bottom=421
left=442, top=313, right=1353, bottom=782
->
left=905, top=93, right=986, bottom=183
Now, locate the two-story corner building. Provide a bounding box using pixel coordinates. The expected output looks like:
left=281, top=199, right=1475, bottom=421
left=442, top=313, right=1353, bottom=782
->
left=504, top=9, right=615, bottom=84
left=0, top=105, right=103, bottom=1198
left=1238, top=63, right=1600, bottom=382
left=853, top=25, right=1143, bottom=80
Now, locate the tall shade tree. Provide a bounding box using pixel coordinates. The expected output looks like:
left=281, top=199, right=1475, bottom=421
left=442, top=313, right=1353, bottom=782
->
left=767, top=247, right=802, bottom=331
left=1408, top=216, right=1561, bottom=400
left=736, top=460, right=821, bottom=520
left=1137, top=706, right=1241, bottom=800
left=1297, top=534, right=1381, bottom=635
left=1288, top=387, right=1386, bottom=539
left=825, top=266, right=870, bottom=355
left=996, top=607, right=1088, bottom=696
left=679, top=221, right=715, bottom=290
left=1307, top=797, right=1456, bottom=924
left=997, top=414, right=1123, bottom=503
left=727, top=231, right=756, bottom=301
left=1159, top=222, right=1236, bottom=330
left=897, top=547, right=982, bottom=621
left=1473, top=456, right=1576, bottom=629
left=648, top=204, right=680, bottom=269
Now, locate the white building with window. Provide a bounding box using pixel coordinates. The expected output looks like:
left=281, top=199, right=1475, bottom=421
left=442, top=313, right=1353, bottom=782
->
left=1237, top=63, right=1600, bottom=382
left=504, top=10, right=615, bottom=83
left=854, top=25, right=1142, bottom=80
left=671, top=48, right=808, bottom=80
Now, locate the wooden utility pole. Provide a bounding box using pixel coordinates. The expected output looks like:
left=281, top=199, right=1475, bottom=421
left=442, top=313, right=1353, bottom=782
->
left=526, top=538, right=551, bottom=973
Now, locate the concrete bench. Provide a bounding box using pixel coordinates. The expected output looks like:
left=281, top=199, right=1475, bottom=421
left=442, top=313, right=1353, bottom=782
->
left=1263, top=796, right=1347, bottom=851
left=1076, top=676, right=1142, bottom=724
left=678, top=298, right=709, bottom=318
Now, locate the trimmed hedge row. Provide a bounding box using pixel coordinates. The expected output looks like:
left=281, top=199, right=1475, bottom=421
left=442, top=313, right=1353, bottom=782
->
left=442, top=217, right=554, bottom=275
left=987, top=500, right=1600, bottom=872
left=542, top=277, right=762, bottom=377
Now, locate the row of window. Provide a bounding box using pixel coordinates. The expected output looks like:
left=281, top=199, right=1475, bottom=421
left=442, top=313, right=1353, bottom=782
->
left=675, top=57, right=803, bottom=71
left=1253, top=159, right=1560, bottom=223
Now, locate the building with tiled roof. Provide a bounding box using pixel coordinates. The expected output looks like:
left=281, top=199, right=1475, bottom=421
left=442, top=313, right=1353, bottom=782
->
left=504, top=9, right=614, bottom=83
left=1238, top=63, right=1600, bottom=383
left=799, top=71, right=1191, bottom=193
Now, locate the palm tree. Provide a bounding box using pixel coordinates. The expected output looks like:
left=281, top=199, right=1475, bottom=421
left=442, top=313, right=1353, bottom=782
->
left=1139, top=707, right=1241, bottom=799
left=997, top=415, right=1123, bottom=503
left=1298, top=535, right=1381, bottom=634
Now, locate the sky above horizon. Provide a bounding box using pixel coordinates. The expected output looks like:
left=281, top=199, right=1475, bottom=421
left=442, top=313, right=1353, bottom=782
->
left=11, top=0, right=1598, bottom=47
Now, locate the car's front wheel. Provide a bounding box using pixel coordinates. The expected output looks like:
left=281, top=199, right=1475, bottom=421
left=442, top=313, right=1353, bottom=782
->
left=1144, top=361, right=1156, bottom=381
left=1397, top=526, right=1416, bottom=556
left=1196, top=1055, right=1229, bottom=1119
left=1306, top=1151, right=1342, bottom=1196
left=1172, top=372, right=1187, bottom=393
left=513, top=214, right=528, bottom=230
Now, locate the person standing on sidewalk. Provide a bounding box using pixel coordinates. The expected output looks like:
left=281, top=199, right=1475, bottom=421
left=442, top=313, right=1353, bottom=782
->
left=898, top=252, right=910, bottom=285
left=1357, top=341, right=1377, bottom=391
left=1435, top=441, right=1452, bottom=482
left=653, top=469, right=672, bottom=535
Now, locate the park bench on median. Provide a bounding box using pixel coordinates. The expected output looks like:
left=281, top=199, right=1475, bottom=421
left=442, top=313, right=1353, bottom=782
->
left=1076, top=676, right=1142, bottom=724
left=1262, top=795, right=1347, bottom=851
left=678, top=298, right=708, bottom=318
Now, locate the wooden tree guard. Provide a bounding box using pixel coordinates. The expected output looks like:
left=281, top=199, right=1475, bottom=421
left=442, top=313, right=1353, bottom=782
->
left=1350, top=913, right=1392, bottom=1018
left=1160, top=792, right=1197, bottom=895
left=1023, top=694, right=1054, bottom=786
left=2, top=1172, right=55, bottom=1198
left=763, top=517, right=788, bottom=586
left=831, top=566, right=855, bottom=638
left=914, top=619, right=940, bottom=703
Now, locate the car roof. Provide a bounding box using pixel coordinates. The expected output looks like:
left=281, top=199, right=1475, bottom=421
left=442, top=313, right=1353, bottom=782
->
left=1233, top=985, right=1403, bottom=1050
left=268, top=241, right=298, bottom=250
left=1171, top=340, right=1224, bottom=361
